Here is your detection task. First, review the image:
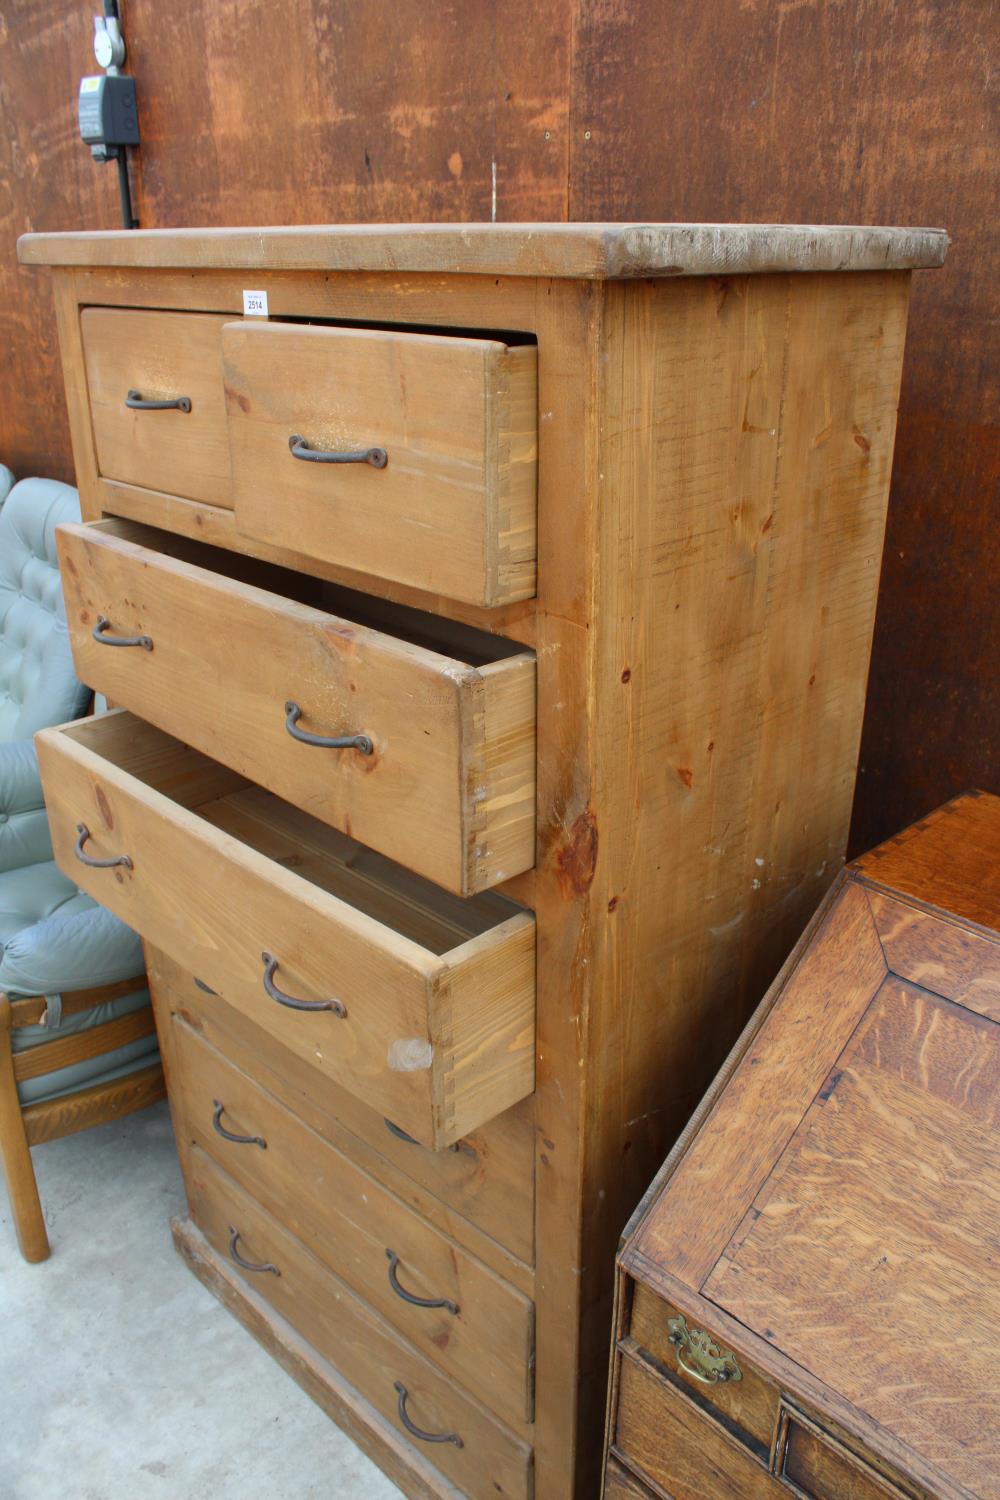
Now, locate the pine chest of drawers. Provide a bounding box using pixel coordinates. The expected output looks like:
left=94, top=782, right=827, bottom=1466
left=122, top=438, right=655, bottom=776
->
left=19, top=222, right=947, bottom=1499
left=605, top=791, right=1000, bottom=1500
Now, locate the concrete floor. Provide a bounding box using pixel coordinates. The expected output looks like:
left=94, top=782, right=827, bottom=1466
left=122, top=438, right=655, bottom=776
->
left=0, top=1101, right=403, bottom=1500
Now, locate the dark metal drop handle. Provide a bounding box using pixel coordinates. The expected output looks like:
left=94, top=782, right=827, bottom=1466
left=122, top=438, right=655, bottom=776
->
left=93, top=614, right=153, bottom=650
left=386, top=1250, right=459, bottom=1315
left=383, top=1117, right=464, bottom=1156
left=228, top=1226, right=279, bottom=1276
left=213, top=1100, right=267, bottom=1150
left=284, top=702, right=372, bottom=754
left=75, top=823, right=132, bottom=871
left=261, top=952, right=347, bottom=1017
left=125, top=388, right=192, bottom=412
left=393, top=1382, right=463, bottom=1448
left=288, top=434, right=387, bottom=467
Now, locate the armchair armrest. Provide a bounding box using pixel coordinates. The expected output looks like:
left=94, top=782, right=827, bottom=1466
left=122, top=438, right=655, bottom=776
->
left=0, top=740, right=52, bottom=872
left=0, top=903, right=144, bottom=1000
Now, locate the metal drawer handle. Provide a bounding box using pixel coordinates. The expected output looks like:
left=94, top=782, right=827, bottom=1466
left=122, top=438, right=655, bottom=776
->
left=193, top=977, right=217, bottom=995
left=93, top=614, right=153, bottom=650
left=75, top=823, right=132, bottom=871
left=213, top=1100, right=267, bottom=1150
left=125, top=388, right=192, bottom=412
left=386, top=1249, right=459, bottom=1315
left=667, top=1313, right=741, bottom=1384
left=288, top=434, right=387, bottom=467
left=383, top=1117, right=465, bottom=1157
left=261, top=952, right=347, bottom=1017
left=228, top=1226, right=279, bottom=1276
left=284, top=702, right=372, bottom=754
left=393, top=1382, right=463, bottom=1448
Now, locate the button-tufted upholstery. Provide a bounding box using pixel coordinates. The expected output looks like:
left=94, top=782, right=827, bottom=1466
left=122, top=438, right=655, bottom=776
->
left=0, top=477, right=90, bottom=742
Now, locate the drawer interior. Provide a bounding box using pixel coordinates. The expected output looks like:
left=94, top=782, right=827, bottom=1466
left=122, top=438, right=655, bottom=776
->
left=83, top=517, right=527, bottom=669
left=57, top=711, right=521, bottom=954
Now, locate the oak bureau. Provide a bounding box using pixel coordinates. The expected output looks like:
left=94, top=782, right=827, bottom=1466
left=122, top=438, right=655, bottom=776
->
left=18, top=222, right=947, bottom=1499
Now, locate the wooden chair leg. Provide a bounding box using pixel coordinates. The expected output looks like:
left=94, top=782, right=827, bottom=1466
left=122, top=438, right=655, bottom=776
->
left=0, top=997, right=50, bottom=1262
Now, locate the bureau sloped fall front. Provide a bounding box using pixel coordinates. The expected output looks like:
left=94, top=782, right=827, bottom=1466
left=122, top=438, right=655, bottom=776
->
left=19, top=222, right=947, bottom=1500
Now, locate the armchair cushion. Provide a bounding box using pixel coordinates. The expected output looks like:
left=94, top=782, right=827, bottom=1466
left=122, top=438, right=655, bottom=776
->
left=0, top=477, right=91, bottom=742
left=0, top=889, right=144, bottom=998
left=0, top=738, right=52, bottom=873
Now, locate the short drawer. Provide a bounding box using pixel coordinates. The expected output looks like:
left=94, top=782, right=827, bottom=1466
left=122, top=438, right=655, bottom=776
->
left=222, top=320, right=537, bottom=607
left=188, top=1146, right=533, bottom=1500
left=172, top=1016, right=534, bottom=1426
left=57, top=517, right=536, bottom=896
left=35, top=711, right=535, bottom=1149
left=81, top=309, right=233, bottom=507
left=152, top=947, right=536, bottom=1267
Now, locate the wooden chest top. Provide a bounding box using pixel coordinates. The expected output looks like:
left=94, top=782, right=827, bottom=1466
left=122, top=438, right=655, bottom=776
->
left=620, top=791, right=1000, bottom=1500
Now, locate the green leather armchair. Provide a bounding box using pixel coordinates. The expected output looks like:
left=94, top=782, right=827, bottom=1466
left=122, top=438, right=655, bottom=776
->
left=0, top=476, right=163, bottom=1263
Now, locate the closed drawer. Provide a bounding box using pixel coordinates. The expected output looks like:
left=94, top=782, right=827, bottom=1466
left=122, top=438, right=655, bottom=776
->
left=81, top=309, right=233, bottom=507
left=57, top=517, right=536, bottom=896
left=35, top=711, right=535, bottom=1149
left=222, top=321, right=537, bottom=607
left=188, top=1146, right=533, bottom=1500
left=151, top=947, right=536, bottom=1267
left=603, top=1456, right=660, bottom=1499
left=171, top=1016, right=534, bottom=1426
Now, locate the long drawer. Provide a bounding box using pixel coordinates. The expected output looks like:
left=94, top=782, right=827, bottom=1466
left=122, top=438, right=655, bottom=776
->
left=35, top=711, right=535, bottom=1149
left=150, top=947, right=536, bottom=1267
left=171, top=1015, right=534, bottom=1426
left=57, top=516, right=536, bottom=896
left=188, top=1146, right=533, bottom=1500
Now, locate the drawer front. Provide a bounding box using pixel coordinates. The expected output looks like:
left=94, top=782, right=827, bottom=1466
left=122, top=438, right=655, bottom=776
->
left=57, top=518, right=536, bottom=897
left=172, top=1016, right=534, bottom=1425
left=222, top=321, right=537, bottom=607
left=188, top=1146, right=533, bottom=1500
left=628, top=1285, right=779, bottom=1457
left=81, top=309, right=232, bottom=507
left=152, top=947, right=536, bottom=1267
left=35, top=712, right=536, bottom=1149
left=775, top=1406, right=916, bottom=1500
left=603, top=1456, right=660, bottom=1499
left=615, top=1352, right=782, bottom=1499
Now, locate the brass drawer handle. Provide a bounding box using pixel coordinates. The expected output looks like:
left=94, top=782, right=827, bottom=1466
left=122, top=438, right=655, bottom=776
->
left=284, top=702, right=373, bottom=754
left=393, top=1381, right=463, bottom=1448
left=212, top=1100, right=267, bottom=1150
left=288, top=433, right=387, bottom=467
left=125, top=388, right=192, bottom=412
left=75, top=822, right=132, bottom=871
left=228, top=1225, right=279, bottom=1276
left=386, top=1249, right=459, bottom=1315
left=261, top=952, right=347, bottom=1017
left=93, top=614, right=154, bottom=650
left=667, top=1314, right=741, bottom=1384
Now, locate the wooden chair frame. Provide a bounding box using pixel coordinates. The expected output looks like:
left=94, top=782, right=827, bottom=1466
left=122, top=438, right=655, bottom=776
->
left=0, top=974, right=165, bottom=1262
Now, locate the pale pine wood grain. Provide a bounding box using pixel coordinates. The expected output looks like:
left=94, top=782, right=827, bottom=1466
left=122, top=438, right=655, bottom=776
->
left=12, top=1005, right=156, bottom=1083
left=22, top=1062, right=166, bottom=1146
left=149, top=947, right=536, bottom=1277
left=171, top=1019, right=534, bottom=1428
left=0, top=997, right=49, bottom=1261
left=80, top=308, right=234, bottom=506
left=17, top=222, right=950, bottom=279
left=223, top=322, right=537, bottom=606
left=35, top=712, right=536, bottom=1148
left=57, top=517, right=536, bottom=895
left=187, top=1146, right=534, bottom=1500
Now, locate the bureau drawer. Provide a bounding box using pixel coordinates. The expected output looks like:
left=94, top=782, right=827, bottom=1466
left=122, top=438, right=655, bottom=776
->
left=188, top=1146, right=533, bottom=1500
left=154, top=948, right=536, bottom=1266
left=81, top=309, right=233, bottom=507
left=172, top=1016, right=534, bottom=1425
left=222, top=321, right=537, bottom=608
left=57, top=517, right=535, bottom=896
left=35, top=711, right=535, bottom=1148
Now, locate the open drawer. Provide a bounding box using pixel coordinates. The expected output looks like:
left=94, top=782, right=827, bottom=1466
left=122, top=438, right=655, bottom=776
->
left=56, top=517, right=536, bottom=897
left=35, top=712, right=536, bottom=1148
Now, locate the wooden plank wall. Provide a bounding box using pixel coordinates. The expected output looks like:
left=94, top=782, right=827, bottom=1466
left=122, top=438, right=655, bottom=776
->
left=0, top=0, right=995, bottom=852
